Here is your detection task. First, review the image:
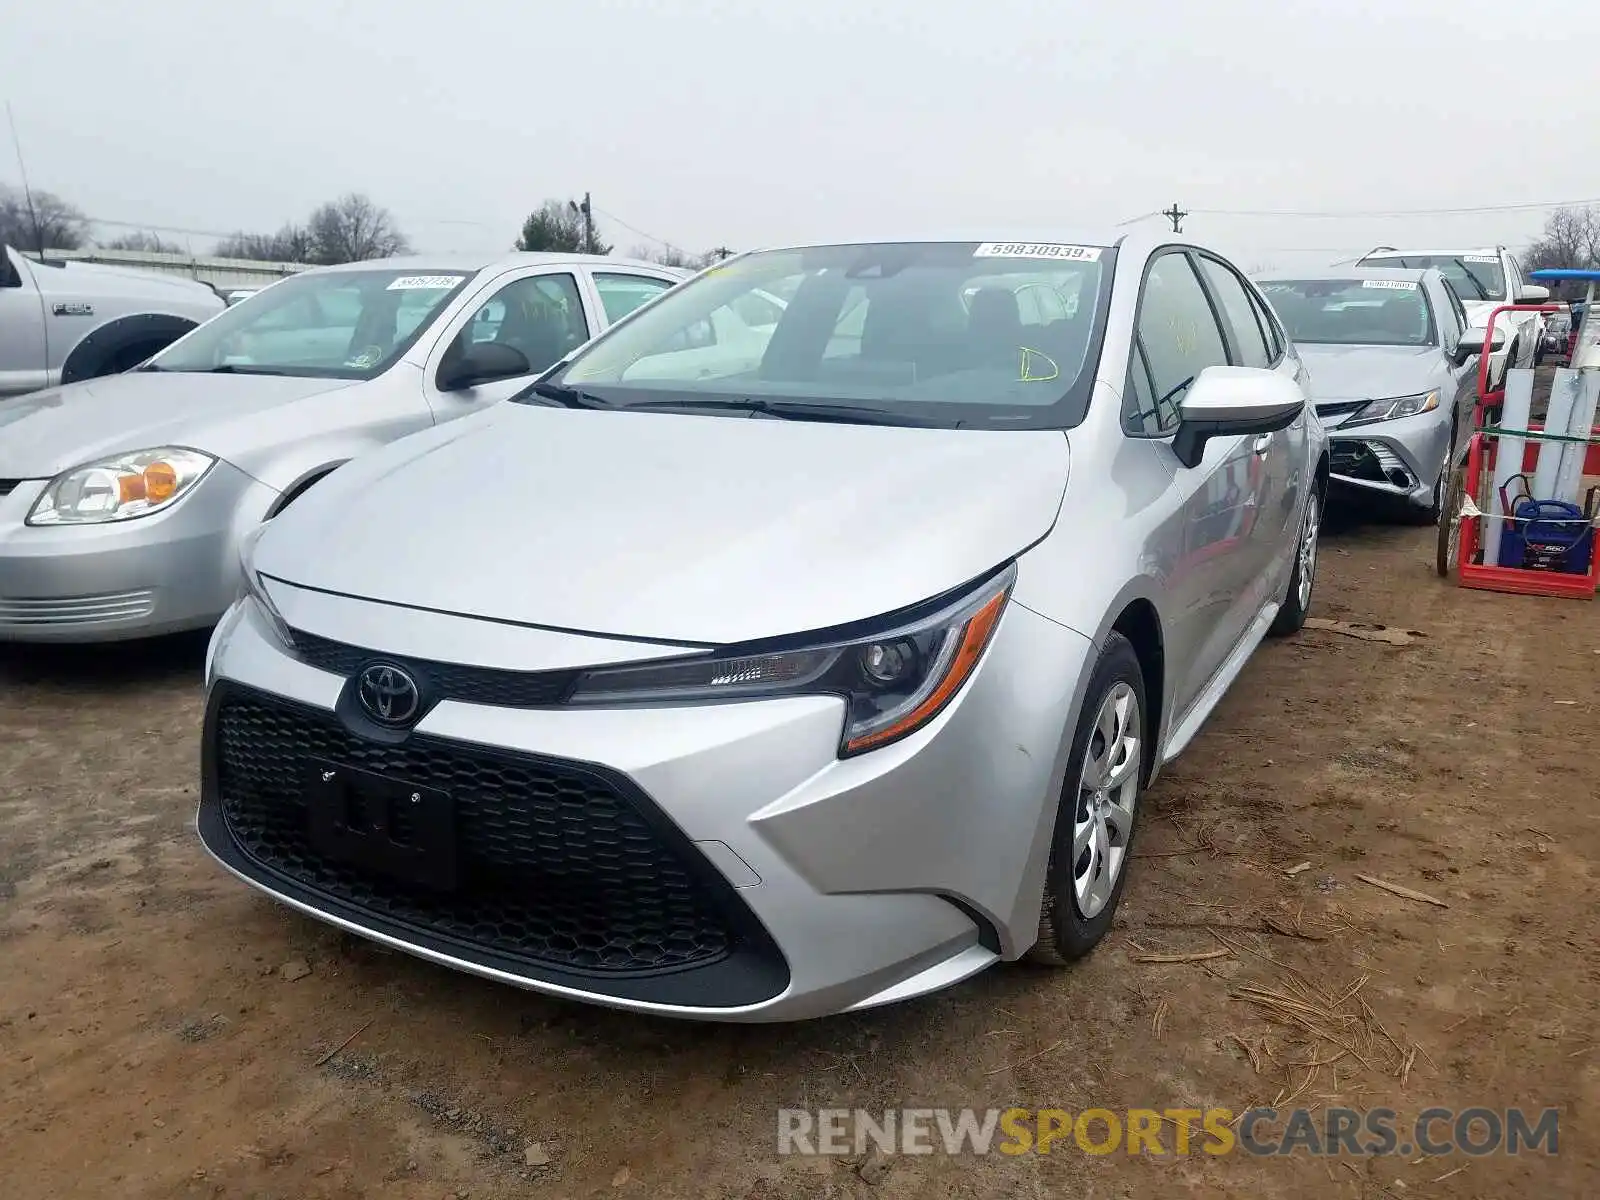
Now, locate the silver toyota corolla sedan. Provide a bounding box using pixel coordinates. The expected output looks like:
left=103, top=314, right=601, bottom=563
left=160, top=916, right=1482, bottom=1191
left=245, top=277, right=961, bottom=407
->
left=1254, top=267, right=1499, bottom=521
left=0, top=251, right=693, bottom=641
left=200, top=231, right=1330, bottom=1022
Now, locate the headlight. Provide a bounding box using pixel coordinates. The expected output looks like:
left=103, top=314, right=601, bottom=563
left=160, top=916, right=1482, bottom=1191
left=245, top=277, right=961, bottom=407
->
left=1344, top=390, right=1439, bottom=428
left=237, top=522, right=296, bottom=650
left=566, top=565, right=1015, bottom=757
left=26, top=447, right=215, bottom=525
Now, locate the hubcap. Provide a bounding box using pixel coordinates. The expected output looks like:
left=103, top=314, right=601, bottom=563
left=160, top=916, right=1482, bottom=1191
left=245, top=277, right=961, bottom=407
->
left=1072, top=681, right=1141, bottom=919
left=1296, top=493, right=1320, bottom=611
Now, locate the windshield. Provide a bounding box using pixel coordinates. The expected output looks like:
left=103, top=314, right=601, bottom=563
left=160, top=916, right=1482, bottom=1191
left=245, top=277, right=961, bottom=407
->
left=1361, top=254, right=1505, bottom=302
left=1257, top=278, right=1436, bottom=347
left=148, top=268, right=476, bottom=378
left=525, top=241, right=1115, bottom=428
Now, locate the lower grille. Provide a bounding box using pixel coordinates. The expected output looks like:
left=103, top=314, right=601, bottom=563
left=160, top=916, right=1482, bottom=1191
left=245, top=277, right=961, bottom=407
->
left=211, top=687, right=752, bottom=977
left=0, top=589, right=155, bottom=625
left=1332, top=442, right=1415, bottom=490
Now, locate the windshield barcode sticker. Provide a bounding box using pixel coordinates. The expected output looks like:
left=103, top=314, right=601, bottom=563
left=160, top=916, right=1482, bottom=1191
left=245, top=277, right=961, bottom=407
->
left=1362, top=279, right=1418, bottom=290
left=386, top=275, right=466, bottom=290
left=1463, top=255, right=1499, bottom=263
left=973, top=242, right=1102, bottom=262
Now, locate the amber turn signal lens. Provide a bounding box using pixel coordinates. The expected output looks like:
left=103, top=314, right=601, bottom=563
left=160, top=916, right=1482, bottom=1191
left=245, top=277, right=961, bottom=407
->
left=144, top=461, right=179, bottom=504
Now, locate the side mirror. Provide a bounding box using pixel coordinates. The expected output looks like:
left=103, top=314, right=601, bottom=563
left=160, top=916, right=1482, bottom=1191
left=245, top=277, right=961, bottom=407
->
left=1452, top=327, right=1505, bottom=366
left=1518, top=284, right=1550, bottom=303
left=437, top=341, right=532, bottom=391
left=1171, top=366, right=1305, bottom=470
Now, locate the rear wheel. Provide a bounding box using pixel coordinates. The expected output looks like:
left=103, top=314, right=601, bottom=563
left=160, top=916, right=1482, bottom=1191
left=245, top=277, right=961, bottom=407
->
left=1269, top=486, right=1321, bottom=637
left=1026, top=633, right=1146, bottom=966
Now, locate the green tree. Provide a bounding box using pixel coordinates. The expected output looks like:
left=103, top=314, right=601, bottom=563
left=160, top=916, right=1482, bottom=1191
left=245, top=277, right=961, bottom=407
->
left=516, top=199, right=611, bottom=254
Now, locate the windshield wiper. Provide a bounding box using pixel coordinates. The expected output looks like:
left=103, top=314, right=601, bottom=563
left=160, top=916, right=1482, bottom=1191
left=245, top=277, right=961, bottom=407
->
left=1451, top=259, right=1489, bottom=300
left=617, top=397, right=925, bottom=425
left=524, top=380, right=612, bottom=409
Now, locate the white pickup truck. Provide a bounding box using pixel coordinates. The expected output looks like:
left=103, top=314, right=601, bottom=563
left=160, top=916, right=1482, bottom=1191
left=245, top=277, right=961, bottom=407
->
left=0, top=245, right=225, bottom=399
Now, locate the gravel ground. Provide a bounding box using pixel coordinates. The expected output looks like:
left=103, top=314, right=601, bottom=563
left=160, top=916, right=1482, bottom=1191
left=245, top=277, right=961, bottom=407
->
left=2, top=510, right=1597, bottom=1199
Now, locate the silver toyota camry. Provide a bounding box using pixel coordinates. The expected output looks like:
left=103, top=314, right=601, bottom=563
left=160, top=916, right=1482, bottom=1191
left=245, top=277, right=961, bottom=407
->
left=0, top=252, right=689, bottom=641
left=1255, top=267, right=1499, bottom=521
left=200, top=231, right=1330, bottom=1022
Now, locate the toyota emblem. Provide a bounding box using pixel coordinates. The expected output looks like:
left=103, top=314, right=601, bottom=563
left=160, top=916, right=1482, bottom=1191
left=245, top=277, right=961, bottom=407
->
left=357, top=662, right=421, bottom=726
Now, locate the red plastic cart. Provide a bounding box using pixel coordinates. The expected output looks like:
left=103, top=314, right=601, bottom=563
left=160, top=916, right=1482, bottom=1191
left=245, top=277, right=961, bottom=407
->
left=1436, top=299, right=1600, bottom=597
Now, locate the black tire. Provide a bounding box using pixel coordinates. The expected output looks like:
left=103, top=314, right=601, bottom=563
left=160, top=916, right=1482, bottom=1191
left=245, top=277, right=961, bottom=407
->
left=1269, top=483, right=1322, bottom=637
left=1026, top=632, right=1148, bottom=966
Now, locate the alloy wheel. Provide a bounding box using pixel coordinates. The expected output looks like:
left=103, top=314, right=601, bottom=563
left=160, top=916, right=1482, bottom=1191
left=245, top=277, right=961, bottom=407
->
left=1296, top=492, right=1320, bottom=611
left=1073, top=681, right=1141, bottom=919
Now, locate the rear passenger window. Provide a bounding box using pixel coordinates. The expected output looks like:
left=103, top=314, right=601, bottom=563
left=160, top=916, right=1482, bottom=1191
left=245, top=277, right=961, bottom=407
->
left=1198, top=257, right=1270, bottom=368
left=1127, top=252, right=1230, bottom=434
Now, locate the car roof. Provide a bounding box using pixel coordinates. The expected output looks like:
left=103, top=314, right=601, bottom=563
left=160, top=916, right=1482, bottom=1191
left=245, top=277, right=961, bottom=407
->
left=727, top=227, right=1248, bottom=263
left=1358, top=247, right=1501, bottom=259
left=1255, top=266, right=1433, bottom=284
left=302, top=251, right=676, bottom=276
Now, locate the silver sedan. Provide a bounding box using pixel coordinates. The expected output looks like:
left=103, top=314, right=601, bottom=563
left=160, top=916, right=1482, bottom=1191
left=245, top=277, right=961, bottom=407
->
left=0, top=252, right=696, bottom=641
left=201, top=230, right=1330, bottom=1022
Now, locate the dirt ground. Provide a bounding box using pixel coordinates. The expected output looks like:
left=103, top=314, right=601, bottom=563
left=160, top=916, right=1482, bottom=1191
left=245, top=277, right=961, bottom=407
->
left=3, top=507, right=1597, bottom=1199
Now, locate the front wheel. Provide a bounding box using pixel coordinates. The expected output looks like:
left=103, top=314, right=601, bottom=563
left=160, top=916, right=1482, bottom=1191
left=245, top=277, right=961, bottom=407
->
left=1269, top=486, right=1321, bottom=637
left=1026, top=633, right=1147, bottom=966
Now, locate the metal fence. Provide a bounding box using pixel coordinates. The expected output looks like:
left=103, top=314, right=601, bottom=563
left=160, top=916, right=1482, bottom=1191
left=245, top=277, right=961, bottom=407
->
left=24, top=247, right=307, bottom=292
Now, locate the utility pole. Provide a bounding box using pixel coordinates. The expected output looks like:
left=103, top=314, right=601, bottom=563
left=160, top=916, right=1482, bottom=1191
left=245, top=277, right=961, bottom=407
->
left=1163, top=202, right=1189, bottom=234
left=569, top=192, right=594, bottom=253
left=711, top=246, right=732, bottom=261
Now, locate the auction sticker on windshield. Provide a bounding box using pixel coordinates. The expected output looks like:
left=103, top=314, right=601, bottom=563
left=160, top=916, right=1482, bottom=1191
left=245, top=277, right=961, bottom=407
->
left=1463, top=255, right=1499, bottom=263
left=386, top=275, right=466, bottom=291
left=974, top=243, right=1102, bottom=262
left=1362, top=280, right=1418, bottom=290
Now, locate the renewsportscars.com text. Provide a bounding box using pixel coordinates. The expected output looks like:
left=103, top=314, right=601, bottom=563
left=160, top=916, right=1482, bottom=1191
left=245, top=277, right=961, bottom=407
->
left=777, top=1106, right=1560, bottom=1158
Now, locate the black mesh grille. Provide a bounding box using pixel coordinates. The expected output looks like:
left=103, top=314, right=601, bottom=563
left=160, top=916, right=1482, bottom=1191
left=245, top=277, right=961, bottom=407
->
left=0, top=480, right=20, bottom=498
left=291, top=630, right=577, bottom=709
left=214, top=690, right=737, bottom=974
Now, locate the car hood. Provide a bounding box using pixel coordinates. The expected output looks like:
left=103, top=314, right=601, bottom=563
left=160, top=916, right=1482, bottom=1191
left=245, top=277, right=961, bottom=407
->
left=1294, top=343, right=1443, bottom=406
left=0, top=371, right=363, bottom=477
left=255, top=404, right=1073, bottom=645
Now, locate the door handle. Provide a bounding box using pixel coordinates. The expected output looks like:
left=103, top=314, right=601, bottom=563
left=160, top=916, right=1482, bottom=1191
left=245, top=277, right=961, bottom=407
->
left=1252, top=434, right=1272, bottom=456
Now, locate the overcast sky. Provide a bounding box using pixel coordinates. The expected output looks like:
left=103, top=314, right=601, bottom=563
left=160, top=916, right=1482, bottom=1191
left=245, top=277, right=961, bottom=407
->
left=4, top=0, right=1595, bottom=270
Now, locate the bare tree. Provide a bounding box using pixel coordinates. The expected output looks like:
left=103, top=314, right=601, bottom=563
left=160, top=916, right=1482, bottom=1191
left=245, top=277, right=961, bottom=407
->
left=0, top=184, right=88, bottom=250
left=100, top=230, right=182, bottom=253
left=306, top=193, right=410, bottom=264
left=214, top=224, right=315, bottom=263
left=515, top=199, right=612, bottom=254
left=627, top=242, right=723, bottom=269
left=1524, top=204, right=1600, bottom=276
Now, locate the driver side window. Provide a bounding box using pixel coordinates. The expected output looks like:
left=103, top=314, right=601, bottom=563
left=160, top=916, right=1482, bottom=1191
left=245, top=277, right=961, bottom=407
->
left=447, top=272, right=589, bottom=376
left=1125, top=252, right=1231, bottom=437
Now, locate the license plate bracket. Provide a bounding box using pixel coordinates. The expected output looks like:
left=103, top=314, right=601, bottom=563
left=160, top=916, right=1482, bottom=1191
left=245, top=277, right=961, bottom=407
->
left=306, top=758, right=458, bottom=891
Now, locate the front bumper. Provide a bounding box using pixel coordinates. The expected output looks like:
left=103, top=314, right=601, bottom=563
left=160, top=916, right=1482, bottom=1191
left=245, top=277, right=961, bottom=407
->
left=1319, top=410, right=1452, bottom=508
left=197, top=580, right=1095, bottom=1022
left=0, top=465, right=273, bottom=643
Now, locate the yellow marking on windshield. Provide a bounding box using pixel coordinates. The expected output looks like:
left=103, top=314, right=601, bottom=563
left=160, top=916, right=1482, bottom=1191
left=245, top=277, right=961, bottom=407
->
left=1019, top=347, right=1059, bottom=382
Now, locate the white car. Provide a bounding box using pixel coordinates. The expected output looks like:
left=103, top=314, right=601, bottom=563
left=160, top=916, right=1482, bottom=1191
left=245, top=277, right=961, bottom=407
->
left=1355, top=245, right=1550, bottom=390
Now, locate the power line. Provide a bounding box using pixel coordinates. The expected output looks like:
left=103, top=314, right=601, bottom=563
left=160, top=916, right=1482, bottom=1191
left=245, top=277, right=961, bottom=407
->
left=589, top=203, right=688, bottom=253
left=1188, top=196, right=1600, bottom=219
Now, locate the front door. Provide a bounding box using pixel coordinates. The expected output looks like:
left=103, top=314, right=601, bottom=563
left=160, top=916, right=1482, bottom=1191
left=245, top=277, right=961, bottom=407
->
left=421, top=269, right=598, bottom=423
left=1125, top=249, right=1270, bottom=719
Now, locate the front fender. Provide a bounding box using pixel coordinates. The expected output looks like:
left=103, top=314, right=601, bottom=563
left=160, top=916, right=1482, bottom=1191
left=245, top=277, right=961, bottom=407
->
left=59, top=312, right=201, bottom=383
